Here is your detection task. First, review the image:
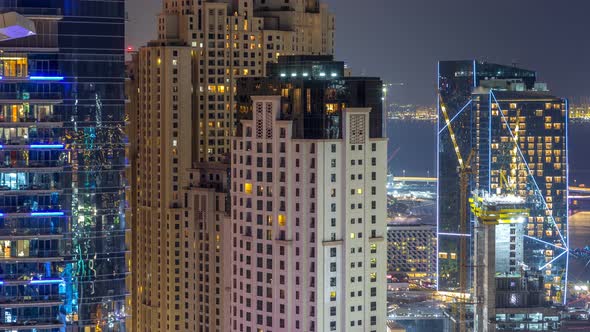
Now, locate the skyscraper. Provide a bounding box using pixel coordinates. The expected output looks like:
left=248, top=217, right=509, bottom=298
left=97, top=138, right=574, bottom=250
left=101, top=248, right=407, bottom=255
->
left=231, top=55, right=387, bottom=332
left=0, top=1, right=127, bottom=330
left=473, top=88, right=568, bottom=303
left=158, top=0, right=334, bottom=163
left=128, top=1, right=335, bottom=331
left=437, top=61, right=569, bottom=303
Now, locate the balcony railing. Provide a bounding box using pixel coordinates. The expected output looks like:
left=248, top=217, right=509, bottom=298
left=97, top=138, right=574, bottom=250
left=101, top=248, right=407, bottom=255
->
left=0, top=246, right=63, bottom=256
left=0, top=160, right=66, bottom=169
left=0, top=297, right=63, bottom=308
left=0, top=7, right=62, bottom=16
left=0, top=321, right=64, bottom=330
left=0, top=92, right=62, bottom=101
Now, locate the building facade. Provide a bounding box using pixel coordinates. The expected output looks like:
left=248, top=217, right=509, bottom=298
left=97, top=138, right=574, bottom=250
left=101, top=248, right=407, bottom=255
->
left=158, top=0, right=334, bottom=163
left=472, top=89, right=568, bottom=303
left=128, top=1, right=335, bottom=331
left=230, top=56, right=386, bottom=332
left=387, top=223, right=436, bottom=284
left=0, top=1, right=127, bottom=330
left=472, top=194, right=561, bottom=332
left=437, top=61, right=568, bottom=301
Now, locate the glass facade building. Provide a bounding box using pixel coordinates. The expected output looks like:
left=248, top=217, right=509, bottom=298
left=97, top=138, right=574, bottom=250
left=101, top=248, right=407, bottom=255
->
left=0, top=1, right=127, bottom=330
left=473, top=90, right=568, bottom=303
left=437, top=61, right=568, bottom=302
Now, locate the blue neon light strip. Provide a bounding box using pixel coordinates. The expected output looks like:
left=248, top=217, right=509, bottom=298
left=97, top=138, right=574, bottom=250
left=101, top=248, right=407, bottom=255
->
left=564, top=98, right=570, bottom=304
left=0, top=279, right=64, bottom=286
left=438, top=232, right=471, bottom=237
left=29, top=144, right=65, bottom=149
left=30, top=279, right=64, bottom=285
left=490, top=90, right=568, bottom=248
left=438, top=99, right=473, bottom=134
left=29, top=76, right=64, bottom=81
left=31, top=212, right=64, bottom=217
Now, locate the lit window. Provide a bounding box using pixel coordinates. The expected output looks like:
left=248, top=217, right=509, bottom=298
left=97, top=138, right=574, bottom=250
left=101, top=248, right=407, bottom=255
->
left=278, top=214, right=286, bottom=227
left=244, top=183, right=253, bottom=194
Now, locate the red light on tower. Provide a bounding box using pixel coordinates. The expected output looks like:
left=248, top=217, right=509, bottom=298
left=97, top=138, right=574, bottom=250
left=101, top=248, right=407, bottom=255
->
left=126, top=46, right=134, bottom=52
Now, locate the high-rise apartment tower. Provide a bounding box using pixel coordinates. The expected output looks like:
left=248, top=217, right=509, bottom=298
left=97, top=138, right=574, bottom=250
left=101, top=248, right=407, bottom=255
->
left=230, top=56, right=387, bottom=332
left=128, top=1, right=335, bottom=331
left=437, top=61, right=569, bottom=303
left=159, top=0, right=334, bottom=162
left=0, top=1, right=128, bottom=330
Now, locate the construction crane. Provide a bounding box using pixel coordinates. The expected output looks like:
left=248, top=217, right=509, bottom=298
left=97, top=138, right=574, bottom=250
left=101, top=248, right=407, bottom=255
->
left=439, top=95, right=474, bottom=332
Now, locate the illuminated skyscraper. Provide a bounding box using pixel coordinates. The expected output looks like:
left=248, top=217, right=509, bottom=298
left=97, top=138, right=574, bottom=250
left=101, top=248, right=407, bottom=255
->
left=231, top=56, right=387, bottom=332
left=0, top=1, right=127, bottom=330
left=129, top=1, right=335, bottom=331
left=437, top=60, right=569, bottom=304
left=158, top=0, right=334, bottom=163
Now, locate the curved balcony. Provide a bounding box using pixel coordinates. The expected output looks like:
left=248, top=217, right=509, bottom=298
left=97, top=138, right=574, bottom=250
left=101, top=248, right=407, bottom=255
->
left=0, top=186, right=63, bottom=196
left=0, top=205, right=63, bottom=214
left=0, top=76, right=64, bottom=83
left=0, top=230, right=64, bottom=240
left=0, top=161, right=65, bottom=173
left=0, top=255, right=64, bottom=263
left=0, top=297, right=62, bottom=308
left=0, top=321, right=64, bottom=330
left=0, top=92, right=62, bottom=103
left=0, top=7, right=62, bottom=17
left=0, top=119, right=63, bottom=128
left=0, top=277, right=63, bottom=286
left=0, top=144, right=65, bottom=151
left=0, top=136, right=64, bottom=147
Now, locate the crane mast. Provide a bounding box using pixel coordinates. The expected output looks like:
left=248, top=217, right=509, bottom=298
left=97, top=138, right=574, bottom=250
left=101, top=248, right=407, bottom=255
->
left=440, top=95, right=473, bottom=332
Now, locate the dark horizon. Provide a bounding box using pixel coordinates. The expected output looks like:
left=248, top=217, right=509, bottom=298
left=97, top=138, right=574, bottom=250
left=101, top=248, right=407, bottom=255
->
left=127, top=0, right=590, bottom=105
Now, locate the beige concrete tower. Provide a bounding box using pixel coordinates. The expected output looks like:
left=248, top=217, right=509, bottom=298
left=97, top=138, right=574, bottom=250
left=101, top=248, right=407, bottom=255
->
left=130, top=44, right=196, bottom=331
left=231, top=96, right=387, bottom=332
left=128, top=1, right=335, bottom=331
left=159, top=0, right=335, bottom=162
left=128, top=41, right=232, bottom=331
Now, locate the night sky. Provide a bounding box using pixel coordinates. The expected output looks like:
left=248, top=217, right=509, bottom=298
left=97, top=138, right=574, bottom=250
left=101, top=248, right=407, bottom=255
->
left=127, top=0, right=590, bottom=105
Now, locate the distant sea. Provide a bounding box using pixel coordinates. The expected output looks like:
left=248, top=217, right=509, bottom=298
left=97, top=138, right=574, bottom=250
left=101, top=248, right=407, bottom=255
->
left=387, top=120, right=436, bottom=177
left=388, top=119, right=590, bottom=185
